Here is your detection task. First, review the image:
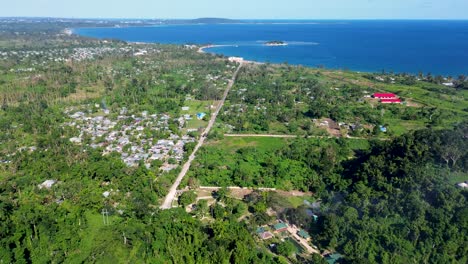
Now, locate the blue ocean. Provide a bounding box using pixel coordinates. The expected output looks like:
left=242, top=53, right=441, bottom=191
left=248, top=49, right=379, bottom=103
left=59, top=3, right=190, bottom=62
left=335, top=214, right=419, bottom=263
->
left=75, top=20, right=468, bottom=76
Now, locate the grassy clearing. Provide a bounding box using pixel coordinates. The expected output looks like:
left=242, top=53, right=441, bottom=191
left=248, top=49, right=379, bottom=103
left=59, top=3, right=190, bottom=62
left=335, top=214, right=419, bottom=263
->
left=186, top=118, right=207, bottom=130
left=182, top=99, right=213, bottom=129
left=346, top=138, right=371, bottom=150
left=384, top=118, right=426, bottom=136
left=183, top=99, right=214, bottom=115
left=319, top=68, right=466, bottom=110
left=65, top=211, right=137, bottom=262
left=67, top=212, right=114, bottom=262
left=287, top=196, right=313, bottom=208
left=60, top=85, right=104, bottom=103
left=448, top=171, right=468, bottom=185
left=207, top=136, right=371, bottom=155
left=268, top=121, right=290, bottom=134
left=318, top=68, right=467, bottom=125
left=381, top=82, right=468, bottom=114
left=206, top=136, right=290, bottom=154
left=285, top=237, right=306, bottom=254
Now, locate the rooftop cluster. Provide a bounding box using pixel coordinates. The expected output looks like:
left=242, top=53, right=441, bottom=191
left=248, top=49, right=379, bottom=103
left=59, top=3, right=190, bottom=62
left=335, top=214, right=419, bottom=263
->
left=64, top=105, right=195, bottom=170
left=1, top=45, right=161, bottom=67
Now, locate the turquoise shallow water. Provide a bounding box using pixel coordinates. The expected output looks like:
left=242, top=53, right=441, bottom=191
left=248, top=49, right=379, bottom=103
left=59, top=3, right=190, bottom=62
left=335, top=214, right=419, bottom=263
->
left=75, top=20, right=468, bottom=76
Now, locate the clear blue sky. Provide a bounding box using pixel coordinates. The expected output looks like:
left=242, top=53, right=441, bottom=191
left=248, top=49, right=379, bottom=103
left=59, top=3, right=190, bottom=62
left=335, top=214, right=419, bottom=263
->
left=2, top=0, right=468, bottom=19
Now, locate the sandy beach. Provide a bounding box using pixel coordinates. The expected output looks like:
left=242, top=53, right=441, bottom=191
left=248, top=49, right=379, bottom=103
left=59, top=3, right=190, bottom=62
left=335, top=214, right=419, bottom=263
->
left=198, top=44, right=264, bottom=65
left=197, top=44, right=236, bottom=53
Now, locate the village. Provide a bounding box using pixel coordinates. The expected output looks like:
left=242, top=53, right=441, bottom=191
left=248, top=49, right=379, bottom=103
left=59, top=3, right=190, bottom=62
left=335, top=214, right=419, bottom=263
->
left=64, top=104, right=197, bottom=170
left=0, top=44, right=159, bottom=67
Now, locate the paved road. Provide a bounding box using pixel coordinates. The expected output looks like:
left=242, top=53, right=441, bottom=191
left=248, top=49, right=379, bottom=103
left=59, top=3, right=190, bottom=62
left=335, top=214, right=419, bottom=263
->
left=160, top=62, right=243, bottom=209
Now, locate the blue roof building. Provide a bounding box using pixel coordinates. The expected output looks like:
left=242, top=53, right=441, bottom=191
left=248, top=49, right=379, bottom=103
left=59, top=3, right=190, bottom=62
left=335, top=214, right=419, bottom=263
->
left=196, top=112, right=206, bottom=120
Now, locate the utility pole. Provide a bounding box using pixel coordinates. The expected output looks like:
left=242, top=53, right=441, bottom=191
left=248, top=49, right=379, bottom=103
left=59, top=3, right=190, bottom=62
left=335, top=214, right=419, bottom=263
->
left=101, top=208, right=109, bottom=225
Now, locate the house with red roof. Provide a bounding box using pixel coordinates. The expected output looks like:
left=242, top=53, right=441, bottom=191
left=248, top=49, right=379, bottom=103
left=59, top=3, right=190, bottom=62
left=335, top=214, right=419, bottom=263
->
left=256, top=227, right=273, bottom=240
left=372, top=93, right=402, bottom=104
left=373, top=93, right=397, bottom=99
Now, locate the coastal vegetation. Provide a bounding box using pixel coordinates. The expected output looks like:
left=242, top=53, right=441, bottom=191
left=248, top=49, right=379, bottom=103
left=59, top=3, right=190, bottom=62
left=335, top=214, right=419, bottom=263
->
left=0, top=19, right=466, bottom=263
left=265, top=41, right=288, bottom=46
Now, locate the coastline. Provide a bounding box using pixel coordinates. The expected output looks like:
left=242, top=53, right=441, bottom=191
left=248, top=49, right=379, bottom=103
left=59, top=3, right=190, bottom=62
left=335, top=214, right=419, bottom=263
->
left=198, top=44, right=264, bottom=65
left=197, top=44, right=238, bottom=53
left=197, top=44, right=216, bottom=53
left=72, top=23, right=468, bottom=76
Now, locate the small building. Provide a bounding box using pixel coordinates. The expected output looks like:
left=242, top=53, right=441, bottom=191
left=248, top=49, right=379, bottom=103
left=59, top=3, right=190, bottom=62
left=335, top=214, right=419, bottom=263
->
left=69, top=137, right=82, bottom=144
left=373, top=93, right=396, bottom=99
left=380, top=98, right=401, bottom=104
left=38, top=180, right=56, bottom=190
left=228, top=57, right=244, bottom=63
left=256, top=227, right=266, bottom=234
left=196, top=112, right=206, bottom=120
left=306, top=209, right=319, bottom=222
left=256, top=227, right=273, bottom=239
left=273, top=222, right=288, bottom=233
left=260, top=232, right=273, bottom=240
left=297, top=229, right=311, bottom=240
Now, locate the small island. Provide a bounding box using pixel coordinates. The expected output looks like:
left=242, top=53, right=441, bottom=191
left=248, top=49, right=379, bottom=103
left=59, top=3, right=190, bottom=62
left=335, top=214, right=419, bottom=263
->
left=265, top=40, right=288, bottom=46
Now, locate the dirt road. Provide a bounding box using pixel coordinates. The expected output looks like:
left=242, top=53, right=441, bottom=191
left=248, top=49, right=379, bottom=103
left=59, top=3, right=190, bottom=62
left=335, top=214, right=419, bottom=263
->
left=224, top=134, right=302, bottom=138
left=224, top=133, right=386, bottom=141
left=286, top=226, right=320, bottom=255
left=160, top=62, right=243, bottom=209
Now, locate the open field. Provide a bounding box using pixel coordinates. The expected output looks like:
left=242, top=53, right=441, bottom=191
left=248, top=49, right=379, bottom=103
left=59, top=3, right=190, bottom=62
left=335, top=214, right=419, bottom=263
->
left=205, top=135, right=372, bottom=153
left=187, top=135, right=373, bottom=190
left=204, top=136, right=290, bottom=153
left=448, top=171, right=468, bottom=185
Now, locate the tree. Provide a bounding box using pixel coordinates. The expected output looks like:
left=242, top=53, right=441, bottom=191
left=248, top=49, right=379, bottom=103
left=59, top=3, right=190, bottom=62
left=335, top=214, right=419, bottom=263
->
left=178, top=191, right=197, bottom=207
left=438, top=130, right=465, bottom=168
left=276, top=241, right=296, bottom=257
left=195, top=199, right=208, bottom=218
left=187, top=177, right=200, bottom=190
left=308, top=254, right=328, bottom=264
left=214, top=187, right=230, bottom=202
left=211, top=203, right=225, bottom=219
left=232, top=202, right=247, bottom=218
left=283, top=206, right=312, bottom=228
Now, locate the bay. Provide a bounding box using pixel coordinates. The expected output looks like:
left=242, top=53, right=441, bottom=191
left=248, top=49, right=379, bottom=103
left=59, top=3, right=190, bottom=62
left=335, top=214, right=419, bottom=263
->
left=75, top=20, right=468, bottom=76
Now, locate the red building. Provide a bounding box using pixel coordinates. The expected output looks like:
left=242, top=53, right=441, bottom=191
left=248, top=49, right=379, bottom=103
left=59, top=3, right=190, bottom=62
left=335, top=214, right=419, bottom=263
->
left=373, top=93, right=396, bottom=99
